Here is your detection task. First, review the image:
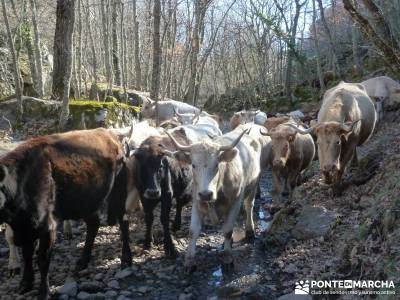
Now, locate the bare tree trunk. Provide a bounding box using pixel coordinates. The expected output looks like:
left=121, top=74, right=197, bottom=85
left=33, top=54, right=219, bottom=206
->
left=316, top=0, right=342, bottom=78
left=54, top=0, right=75, bottom=128
left=132, top=0, right=141, bottom=90
left=285, top=0, right=304, bottom=105
left=312, top=0, right=325, bottom=92
left=112, top=0, right=121, bottom=86
left=85, top=0, right=98, bottom=100
left=100, top=0, right=113, bottom=94
left=185, top=0, right=211, bottom=105
left=351, top=22, right=363, bottom=76
left=2, top=0, right=23, bottom=119
left=120, top=1, right=128, bottom=102
left=343, top=0, right=400, bottom=68
left=76, top=0, right=82, bottom=98
left=52, top=0, right=76, bottom=101
left=29, top=0, right=44, bottom=98
left=151, top=0, right=161, bottom=125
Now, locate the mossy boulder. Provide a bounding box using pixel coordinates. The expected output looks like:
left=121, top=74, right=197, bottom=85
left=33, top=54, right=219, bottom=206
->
left=89, top=83, right=147, bottom=106
left=69, top=100, right=139, bottom=129
left=0, top=97, right=139, bottom=131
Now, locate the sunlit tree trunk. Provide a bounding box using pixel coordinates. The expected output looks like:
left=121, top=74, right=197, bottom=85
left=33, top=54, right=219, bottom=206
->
left=1, top=0, right=23, bottom=119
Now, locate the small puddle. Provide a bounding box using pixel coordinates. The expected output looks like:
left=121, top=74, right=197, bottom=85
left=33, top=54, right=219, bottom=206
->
left=209, top=266, right=223, bottom=287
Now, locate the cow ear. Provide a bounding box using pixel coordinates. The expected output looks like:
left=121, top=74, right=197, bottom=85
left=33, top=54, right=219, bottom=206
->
left=219, top=148, right=238, bottom=162
left=0, top=165, right=7, bottom=182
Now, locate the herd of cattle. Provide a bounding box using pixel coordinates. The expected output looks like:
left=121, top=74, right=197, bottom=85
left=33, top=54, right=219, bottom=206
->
left=1, top=76, right=396, bottom=299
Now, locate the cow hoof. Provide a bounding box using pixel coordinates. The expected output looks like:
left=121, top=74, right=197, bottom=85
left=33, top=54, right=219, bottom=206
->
left=165, top=247, right=178, bottom=259
left=63, top=232, right=72, bottom=240
left=184, top=264, right=197, bottom=275
left=9, top=267, right=20, bottom=277
left=19, top=280, right=33, bottom=294
left=38, top=287, right=50, bottom=300
left=171, top=221, right=181, bottom=232
left=120, top=258, right=133, bottom=269
left=245, top=230, right=255, bottom=244
left=221, top=261, right=235, bottom=274
left=74, top=259, right=88, bottom=273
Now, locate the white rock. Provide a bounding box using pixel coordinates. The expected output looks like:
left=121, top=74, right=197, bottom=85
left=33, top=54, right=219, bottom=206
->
left=107, top=280, right=120, bottom=290
left=57, top=281, right=78, bottom=297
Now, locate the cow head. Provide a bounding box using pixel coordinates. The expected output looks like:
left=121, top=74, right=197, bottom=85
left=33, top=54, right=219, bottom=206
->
left=174, top=108, right=199, bottom=125
left=165, top=130, right=248, bottom=204
left=260, top=125, right=297, bottom=169
left=140, top=97, right=156, bottom=118
left=286, top=120, right=360, bottom=184
left=131, top=143, right=170, bottom=200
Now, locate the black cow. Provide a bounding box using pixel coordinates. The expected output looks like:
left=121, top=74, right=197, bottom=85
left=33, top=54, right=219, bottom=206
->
left=130, top=128, right=192, bottom=257
left=0, top=128, right=133, bottom=299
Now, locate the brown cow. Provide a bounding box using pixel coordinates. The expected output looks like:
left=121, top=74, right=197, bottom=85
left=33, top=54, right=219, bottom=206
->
left=0, top=129, right=134, bottom=299
left=261, top=121, right=315, bottom=201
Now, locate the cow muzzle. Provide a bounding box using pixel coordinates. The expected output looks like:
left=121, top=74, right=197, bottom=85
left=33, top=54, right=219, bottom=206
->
left=322, top=164, right=339, bottom=184
left=144, top=189, right=161, bottom=199
left=198, top=190, right=214, bottom=202
left=273, top=159, right=285, bottom=169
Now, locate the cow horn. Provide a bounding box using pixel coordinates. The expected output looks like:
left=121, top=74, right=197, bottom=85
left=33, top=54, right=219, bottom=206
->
left=219, top=129, right=249, bottom=151
left=341, top=119, right=361, bottom=133
left=164, top=130, right=192, bottom=151
left=284, top=123, right=315, bottom=134
left=259, top=128, right=271, bottom=136
left=173, top=107, right=183, bottom=117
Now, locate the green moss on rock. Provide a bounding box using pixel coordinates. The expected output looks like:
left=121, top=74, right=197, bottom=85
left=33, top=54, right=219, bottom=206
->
left=69, top=100, right=139, bottom=129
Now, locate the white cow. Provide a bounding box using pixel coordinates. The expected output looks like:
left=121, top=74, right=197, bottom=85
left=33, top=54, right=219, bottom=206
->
left=229, top=110, right=268, bottom=130
left=174, top=109, right=222, bottom=130
left=166, top=126, right=266, bottom=273
left=361, top=76, right=400, bottom=121
left=141, top=98, right=200, bottom=123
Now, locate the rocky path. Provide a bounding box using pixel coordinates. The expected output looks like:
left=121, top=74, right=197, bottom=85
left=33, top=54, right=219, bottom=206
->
left=0, top=134, right=279, bottom=300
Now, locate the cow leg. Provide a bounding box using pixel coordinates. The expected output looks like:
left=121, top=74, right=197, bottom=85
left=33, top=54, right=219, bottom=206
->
left=351, top=149, right=358, bottom=168
left=63, top=220, right=72, bottom=240
left=37, top=228, right=56, bottom=300
left=221, top=199, right=242, bottom=273
left=282, top=174, right=290, bottom=197
left=5, top=225, right=20, bottom=277
left=143, top=205, right=155, bottom=249
left=75, top=213, right=100, bottom=272
left=160, top=192, right=177, bottom=258
left=172, top=202, right=182, bottom=232
left=184, top=204, right=202, bottom=274
left=119, top=218, right=133, bottom=269
left=271, top=170, right=282, bottom=203
left=19, top=240, right=35, bottom=294
left=244, top=190, right=256, bottom=243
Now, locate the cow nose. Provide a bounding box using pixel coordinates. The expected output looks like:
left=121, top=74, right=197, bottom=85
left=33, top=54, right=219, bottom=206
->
left=198, top=190, right=213, bottom=201
left=273, top=159, right=284, bottom=167
left=145, top=189, right=161, bottom=199
left=323, top=164, right=338, bottom=173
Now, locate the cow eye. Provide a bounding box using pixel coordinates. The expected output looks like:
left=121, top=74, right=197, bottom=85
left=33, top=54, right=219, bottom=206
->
left=336, top=140, right=341, bottom=145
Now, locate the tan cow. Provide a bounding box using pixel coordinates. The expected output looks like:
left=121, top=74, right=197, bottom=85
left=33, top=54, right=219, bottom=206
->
left=261, top=121, right=315, bottom=201
left=288, top=82, right=376, bottom=188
